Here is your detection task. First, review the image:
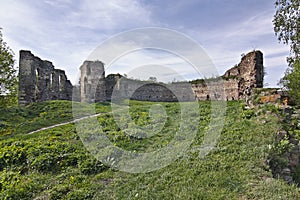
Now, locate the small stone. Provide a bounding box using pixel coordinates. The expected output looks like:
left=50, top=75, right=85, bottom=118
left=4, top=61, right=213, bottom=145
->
left=283, top=175, right=293, bottom=184
left=277, top=131, right=287, bottom=140
left=289, top=138, right=299, bottom=145
left=282, top=168, right=291, bottom=174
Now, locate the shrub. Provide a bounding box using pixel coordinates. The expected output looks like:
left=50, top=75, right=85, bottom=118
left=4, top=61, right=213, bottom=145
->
left=78, top=158, right=107, bottom=175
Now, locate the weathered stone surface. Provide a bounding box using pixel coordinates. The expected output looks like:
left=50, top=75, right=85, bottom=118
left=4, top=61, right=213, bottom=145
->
left=18, top=51, right=73, bottom=105
left=79, top=61, right=105, bottom=103
left=223, top=50, right=264, bottom=98
left=192, top=79, right=238, bottom=101
left=18, top=50, right=264, bottom=104
left=103, top=51, right=263, bottom=102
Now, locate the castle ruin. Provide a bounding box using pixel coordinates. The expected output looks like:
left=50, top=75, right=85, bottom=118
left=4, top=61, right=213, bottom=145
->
left=18, top=50, right=264, bottom=105
left=18, top=51, right=73, bottom=106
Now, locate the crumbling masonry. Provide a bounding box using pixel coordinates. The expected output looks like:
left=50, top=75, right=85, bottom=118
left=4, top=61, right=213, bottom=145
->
left=18, top=51, right=73, bottom=105
left=18, top=50, right=264, bottom=105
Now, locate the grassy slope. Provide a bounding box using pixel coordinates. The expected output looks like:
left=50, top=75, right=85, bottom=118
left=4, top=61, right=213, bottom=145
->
left=0, top=100, right=299, bottom=199
left=0, top=100, right=111, bottom=135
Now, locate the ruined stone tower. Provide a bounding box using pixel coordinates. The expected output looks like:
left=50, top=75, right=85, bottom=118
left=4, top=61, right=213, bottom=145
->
left=80, top=61, right=106, bottom=103
left=223, top=50, right=264, bottom=99
left=191, top=50, right=264, bottom=101
left=18, top=51, right=73, bottom=106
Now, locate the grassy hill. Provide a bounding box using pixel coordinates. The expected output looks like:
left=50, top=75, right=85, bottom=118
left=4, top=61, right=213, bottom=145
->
left=0, top=100, right=299, bottom=199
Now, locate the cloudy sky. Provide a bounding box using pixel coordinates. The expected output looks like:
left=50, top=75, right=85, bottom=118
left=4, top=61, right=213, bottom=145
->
left=0, top=0, right=290, bottom=87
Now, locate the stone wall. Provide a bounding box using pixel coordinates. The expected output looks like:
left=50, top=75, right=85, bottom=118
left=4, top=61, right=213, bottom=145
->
left=18, top=51, right=73, bottom=105
left=115, top=79, right=195, bottom=102
left=191, top=79, right=239, bottom=101
left=18, top=50, right=264, bottom=104
left=189, top=50, right=264, bottom=101
left=101, top=51, right=263, bottom=103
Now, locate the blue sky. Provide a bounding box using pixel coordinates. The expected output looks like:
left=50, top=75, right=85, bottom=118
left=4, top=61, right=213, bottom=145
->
left=0, top=0, right=290, bottom=87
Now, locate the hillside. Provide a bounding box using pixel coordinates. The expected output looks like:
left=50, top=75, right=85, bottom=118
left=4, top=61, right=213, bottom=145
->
left=0, top=100, right=299, bottom=199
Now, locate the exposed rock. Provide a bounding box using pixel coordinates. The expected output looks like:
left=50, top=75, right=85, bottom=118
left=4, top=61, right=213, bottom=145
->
left=282, top=168, right=291, bottom=174
left=282, top=175, right=293, bottom=184
left=269, top=108, right=300, bottom=184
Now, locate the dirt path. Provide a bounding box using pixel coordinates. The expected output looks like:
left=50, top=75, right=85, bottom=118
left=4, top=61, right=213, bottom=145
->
left=28, top=113, right=105, bottom=135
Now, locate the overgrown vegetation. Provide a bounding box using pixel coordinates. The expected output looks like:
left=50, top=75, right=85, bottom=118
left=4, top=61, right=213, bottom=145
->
left=280, top=60, right=300, bottom=105
left=0, top=28, right=18, bottom=108
left=0, top=100, right=299, bottom=199
left=189, top=76, right=227, bottom=85
left=274, top=0, right=300, bottom=105
left=0, top=100, right=111, bottom=136
left=273, top=106, right=300, bottom=184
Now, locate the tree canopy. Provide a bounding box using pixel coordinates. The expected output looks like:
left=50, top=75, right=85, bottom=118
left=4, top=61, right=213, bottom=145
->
left=0, top=28, right=17, bottom=107
left=273, top=0, right=300, bottom=63
left=274, top=0, right=300, bottom=105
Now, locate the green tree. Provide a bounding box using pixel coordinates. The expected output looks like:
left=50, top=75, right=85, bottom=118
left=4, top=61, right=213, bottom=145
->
left=273, top=0, right=300, bottom=104
left=0, top=28, right=17, bottom=107
left=280, top=60, right=300, bottom=105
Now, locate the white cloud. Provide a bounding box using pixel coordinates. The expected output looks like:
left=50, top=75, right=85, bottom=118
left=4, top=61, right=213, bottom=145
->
left=65, top=0, right=153, bottom=31
left=223, top=11, right=274, bottom=38
left=183, top=9, right=290, bottom=87
left=104, top=48, right=214, bottom=83
left=0, top=0, right=155, bottom=84
left=0, top=0, right=291, bottom=87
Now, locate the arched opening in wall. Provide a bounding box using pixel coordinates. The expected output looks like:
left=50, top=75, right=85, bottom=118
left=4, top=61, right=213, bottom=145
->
left=35, top=69, right=39, bottom=100
left=45, top=75, right=50, bottom=91
left=58, top=75, right=62, bottom=92
left=116, top=80, right=120, bottom=90
left=87, top=66, right=91, bottom=75
left=84, top=77, right=88, bottom=95
left=50, top=73, right=54, bottom=90
left=87, top=84, right=91, bottom=95
left=206, top=95, right=210, bottom=100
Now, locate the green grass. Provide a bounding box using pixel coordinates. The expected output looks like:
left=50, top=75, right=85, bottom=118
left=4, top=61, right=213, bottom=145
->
left=0, top=100, right=299, bottom=199
left=0, top=100, right=111, bottom=136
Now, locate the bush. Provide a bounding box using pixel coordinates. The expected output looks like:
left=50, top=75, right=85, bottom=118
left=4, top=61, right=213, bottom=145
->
left=0, top=142, right=27, bottom=170
left=78, top=158, right=107, bottom=175
left=31, top=153, right=60, bottom=173
left=242, top=109, right=256, bottom=119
